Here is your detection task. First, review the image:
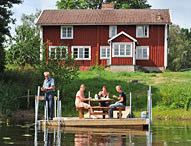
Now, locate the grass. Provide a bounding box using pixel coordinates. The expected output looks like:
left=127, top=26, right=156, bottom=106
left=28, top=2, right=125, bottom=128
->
left=1, top=65, right=191, bottom=120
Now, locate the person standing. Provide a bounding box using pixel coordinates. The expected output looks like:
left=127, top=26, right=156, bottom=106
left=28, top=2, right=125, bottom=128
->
left=109, top=85, right=126, bottom=118
left=41, top=72, right=55, bottom=120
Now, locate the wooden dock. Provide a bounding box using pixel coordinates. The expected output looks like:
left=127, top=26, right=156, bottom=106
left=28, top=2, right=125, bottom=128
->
left=40, top=117, right=149, bottom=130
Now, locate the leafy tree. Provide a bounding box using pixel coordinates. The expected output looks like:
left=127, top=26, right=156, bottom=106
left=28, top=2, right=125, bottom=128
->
left=168, top=24, right=191, bottom=71
left=0, top=0, right=22, bottom=72
left=38, top=45, right=80, bottom=90
left=6, top=11, right=41, bottom=68
left=56, top=0, right=151, bottom=9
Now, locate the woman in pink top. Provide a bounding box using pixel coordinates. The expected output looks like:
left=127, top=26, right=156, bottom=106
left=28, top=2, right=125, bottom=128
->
left=75, top=84, right=93, bottom=113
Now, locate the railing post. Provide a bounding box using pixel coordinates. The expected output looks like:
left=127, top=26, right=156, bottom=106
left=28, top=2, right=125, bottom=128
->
left=57, top=90, right=60, bottom=117
left=54, top=98, right=57, bottom=118
left=130, top=92, right=132, bottom=118
left=35, top=86, right=40, bottom=125
left=147, top=85, right=152, bottom=130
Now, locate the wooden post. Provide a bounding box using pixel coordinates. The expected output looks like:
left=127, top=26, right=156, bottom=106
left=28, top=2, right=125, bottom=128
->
left=27, top=89, right=30, bottom=109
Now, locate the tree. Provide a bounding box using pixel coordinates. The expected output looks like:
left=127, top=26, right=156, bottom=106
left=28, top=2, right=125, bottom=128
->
left=0, top=0, right=22, bottom=72
left=6, top=11, right=41, bottom=68
left=56, top=0, right=151, bottom=9
left=168, top=24, right=191, bottom=71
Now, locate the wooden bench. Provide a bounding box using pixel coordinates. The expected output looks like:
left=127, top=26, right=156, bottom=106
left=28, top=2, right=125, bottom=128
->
left=77, top=106, right=126, bottom=119
left=76, top=107, right=88, bottom=119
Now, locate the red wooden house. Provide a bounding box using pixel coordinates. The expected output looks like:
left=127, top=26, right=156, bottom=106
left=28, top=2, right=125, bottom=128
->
left=37, top=4, right=171, bottom=72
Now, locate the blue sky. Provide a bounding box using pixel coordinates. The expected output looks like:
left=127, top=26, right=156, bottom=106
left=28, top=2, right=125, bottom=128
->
left=11, top=0, right=191, bottom=30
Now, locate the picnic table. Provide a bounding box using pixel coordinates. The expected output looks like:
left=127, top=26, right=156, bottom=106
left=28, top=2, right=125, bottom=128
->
left=77, top=98, right=126, bottom=119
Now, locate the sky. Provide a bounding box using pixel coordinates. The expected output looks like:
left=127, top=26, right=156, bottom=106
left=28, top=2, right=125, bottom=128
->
left=11, top=0, right=191, bottom=30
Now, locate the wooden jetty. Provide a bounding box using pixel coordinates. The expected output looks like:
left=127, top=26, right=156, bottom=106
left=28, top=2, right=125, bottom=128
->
left=35, top=86, right=152, bottom=131
left=40, top=117, right=149, bottom=130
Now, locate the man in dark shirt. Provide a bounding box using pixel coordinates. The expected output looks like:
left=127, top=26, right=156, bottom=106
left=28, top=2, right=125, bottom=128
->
left=41, top=72, right=55, bottom=120
left=109, top=85, right=126, bottom=118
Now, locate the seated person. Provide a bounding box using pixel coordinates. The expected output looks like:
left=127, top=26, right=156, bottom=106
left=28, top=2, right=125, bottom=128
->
left=75, top=84, right=93, bottom=114
left=98, top=86, right=109, bottom=107
left=109, top=85, right=126, bottom=118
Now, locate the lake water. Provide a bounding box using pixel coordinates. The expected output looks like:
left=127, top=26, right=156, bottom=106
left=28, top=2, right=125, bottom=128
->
left=0, top=118, right=191, bottom=146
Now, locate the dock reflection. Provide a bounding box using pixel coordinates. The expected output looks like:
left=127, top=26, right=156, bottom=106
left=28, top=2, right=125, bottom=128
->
left=34, top=125, right=152, bottom=146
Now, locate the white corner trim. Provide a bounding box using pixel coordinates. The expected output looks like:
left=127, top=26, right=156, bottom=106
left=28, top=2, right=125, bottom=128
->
left=164, top=24, right=168, bottom=68
left=40, top=26, right=43, bottom=61
left=108, top=31, right=137, bottom=43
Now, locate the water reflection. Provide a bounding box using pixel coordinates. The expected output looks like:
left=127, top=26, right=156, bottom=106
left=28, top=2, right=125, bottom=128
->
left=34, top=125, right=152, bottom=146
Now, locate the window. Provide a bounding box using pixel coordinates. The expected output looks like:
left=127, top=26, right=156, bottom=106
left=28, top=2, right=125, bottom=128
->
left=100, top=46, right=110, bottom=59
left=136, top=25, right=149, bottom=38
left=112, top=43, right=132, bottom=57
left=109, top=26, right=117, bottom=38
left=72, top=46, right=91, bottom=60
left=61, top=26, right=73, bottom=39
left=49, top=46, right=68, bottom=60
left=136, top=46, right=149, bottom=60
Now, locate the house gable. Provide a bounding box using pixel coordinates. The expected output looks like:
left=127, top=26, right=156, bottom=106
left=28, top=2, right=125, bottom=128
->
left=108, top=31, right=137, bottom=43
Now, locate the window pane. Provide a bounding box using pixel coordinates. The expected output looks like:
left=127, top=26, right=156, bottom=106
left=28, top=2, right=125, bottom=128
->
left=137, top=48, right=142, bottom=59
left=102, top=48, right=106, bottom=58
left=114, top=44, right=119, bottom=56
left=62, top=28, right=67, bottom=37
left=126, top=44, right=131, bottom=56
left=50, top=48, right=56, bottom=59
left=79, top=48, right=83, bottom=58
left=61, top=47, right=67, bottom=59
left=143, top=48, right=148, bottom=58
left=137, top=26, right=143, bottom=37
left=67, top=27, right=72, bottom=37
left=111, top=27, right=116, bottom=37
left=107, top=48, right=110, bottom=58
left=73, top=48, right=78, bottom=59
left=84, top=48, right=89, bottom=58
left=120, top=44, right=125, bottom=55
left=56, top=47, right=61, bottom=59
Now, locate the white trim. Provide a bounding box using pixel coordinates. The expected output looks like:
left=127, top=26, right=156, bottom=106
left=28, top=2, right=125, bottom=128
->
left=133, top=42, right=136, bottom=65
left=60, top=26, right=73, bottom=39
left=71, top=46, right=91, bottom=60
left=164, top=24, right=168, bottom=68
left=40, top=26, right=43, bottom=61
left=136, top=25, right=149, bottom=38
left=108, top=31, right=137, bottom=43
left=35, top=10, right=44, bottom=25
left=112, top=42, right=132, bottom=57
left=109, top=42, right=112, bottom=65
left=136, top=46, right=149, bottom=60
left=109, top=26, right=117, bottom=38
left=49, top=46, right=68, bottom=60
left=100, top=46, right=110, bottom=59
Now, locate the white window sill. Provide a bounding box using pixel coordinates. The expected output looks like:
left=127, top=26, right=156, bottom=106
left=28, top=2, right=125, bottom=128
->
left=136, top=58, right=149, bottom=60
left=61, top=37, right=73, bottom=39
left=136, top=36, right=149, bottom=38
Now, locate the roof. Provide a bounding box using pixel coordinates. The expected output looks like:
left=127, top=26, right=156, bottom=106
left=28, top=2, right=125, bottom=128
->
left=108, top=31, right=137, bottom=43
left=37, top=9, right=171, bottom=25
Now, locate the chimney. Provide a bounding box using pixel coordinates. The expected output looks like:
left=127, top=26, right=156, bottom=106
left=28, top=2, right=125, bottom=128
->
left=101, top=3, right=114, bottom=9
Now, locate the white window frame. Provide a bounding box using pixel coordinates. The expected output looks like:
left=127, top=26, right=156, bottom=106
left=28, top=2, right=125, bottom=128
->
left=71, top=46, right=91, bottom=60
left=109, top=26, right=117, bottom=38
left=112, top=42, right=132, bottom=57
left=136, top=46, right=149, bottom=60
left=136, top=25, right=149, bottom=38
left=61, top=26, right=73, bottom=39
left=100, top=46, right=110, bottom=59
left=49, top=46, right=68, bottom=60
